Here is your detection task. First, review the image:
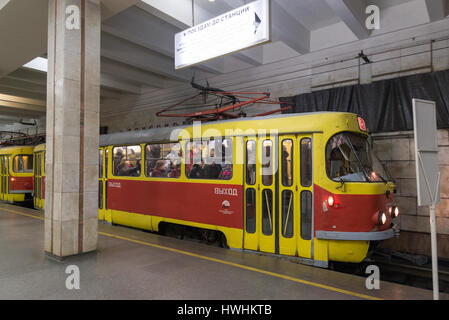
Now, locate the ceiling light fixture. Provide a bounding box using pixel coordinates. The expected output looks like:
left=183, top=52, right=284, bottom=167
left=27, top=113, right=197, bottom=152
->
left=23, top=57, right=48, bottom=73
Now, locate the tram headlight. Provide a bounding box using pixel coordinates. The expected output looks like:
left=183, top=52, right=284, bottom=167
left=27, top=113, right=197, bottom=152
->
left=379, top=212, right=387, bottom=225
left=393, top=206, right=399, bottom=218
left=373, top=211, right=387, bottom=226
left=10, top=177, right=16, bottom=182
left=328, top=195, right=334, bottom=207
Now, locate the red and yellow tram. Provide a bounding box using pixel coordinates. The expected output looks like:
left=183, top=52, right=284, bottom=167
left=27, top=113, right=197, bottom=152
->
left=32, top=112, right=399, bottom=267
left=0, top=146, right=34, bottom=203
left=99, top=112, right=398, bottom=266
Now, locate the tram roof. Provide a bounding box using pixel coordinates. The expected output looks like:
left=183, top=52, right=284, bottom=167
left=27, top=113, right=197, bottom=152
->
left=99, top=112, right=363, bottom=146
left=33, top=144, right=46, bottom=152
left=0, top=145, right=35, bottom=155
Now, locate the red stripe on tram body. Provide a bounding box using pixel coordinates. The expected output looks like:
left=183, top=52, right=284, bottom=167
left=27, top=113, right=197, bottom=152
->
left=107, top=179, right=244, bottom=229
left=314, top=184, right=393, bottom=233
left=9, top=176, right=33, bottom=191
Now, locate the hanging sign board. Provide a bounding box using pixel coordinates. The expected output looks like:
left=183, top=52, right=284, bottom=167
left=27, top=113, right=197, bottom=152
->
left=412, top=99, right=441, bottom=206
left=175, top=0, right=270, bottom=69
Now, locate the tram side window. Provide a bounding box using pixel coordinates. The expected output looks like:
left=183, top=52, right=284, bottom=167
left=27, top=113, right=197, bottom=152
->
left=38, top=154, right=42, bottom=176
left=145, top=143, right=181, bottom=178
left=99, top=149, right=103, bottom=178
left=300, top=190, right=312, bottom=240
left=13, top=155, right=33, bottom=173
left=261, top=140, right=273, bottom=186
left=34, top=154, right=38, bottom=176
left=105, top=149, right=108, bottom=178
left=246, top=188, right=256, bottom=234
left=261, top=189, right=273, bottom=236
left=246, top=140, right=256, bottom=185
left=185, top=138, right=233, bottom=180
left=99, top=181, right=103, bottom=209
left=112, top=145, right=141, bottom=177
left=300, top=138, right=312, bottom=187
left=282, top=139, right=293, bottom=187
left=282, top=190, right=294, bottom=238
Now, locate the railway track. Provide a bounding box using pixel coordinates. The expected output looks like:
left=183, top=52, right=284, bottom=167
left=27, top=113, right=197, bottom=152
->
left=371, top=252, right=449, bottom=293
left=332, top=249, right=449, bottom=294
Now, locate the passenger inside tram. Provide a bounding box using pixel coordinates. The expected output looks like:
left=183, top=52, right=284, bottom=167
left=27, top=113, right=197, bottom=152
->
left=186, top=140, right=233, bottom=180
left=168, top=161, right=181, bottom=178
left=144, top=143, right=182, bottom=178
left=150, top=160, right=166, bottom=177
left=203, top=148, right=222, bottom=179
left=113, top=146, right=141, bottom=177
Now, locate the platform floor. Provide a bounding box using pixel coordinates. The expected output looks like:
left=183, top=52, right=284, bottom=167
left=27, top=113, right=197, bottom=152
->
left=0, top=203, right=447, bottom=300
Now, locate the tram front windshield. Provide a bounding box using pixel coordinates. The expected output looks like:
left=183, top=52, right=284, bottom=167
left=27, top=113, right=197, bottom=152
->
left=326, top=132, right=390, bottom=183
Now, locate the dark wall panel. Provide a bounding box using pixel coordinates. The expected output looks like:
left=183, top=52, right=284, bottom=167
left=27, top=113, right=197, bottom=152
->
left=280, top=69, right=449, bottom=133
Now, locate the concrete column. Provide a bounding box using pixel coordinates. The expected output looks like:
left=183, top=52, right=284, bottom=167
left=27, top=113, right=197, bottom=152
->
left=45, top=0, right=100, bottom=257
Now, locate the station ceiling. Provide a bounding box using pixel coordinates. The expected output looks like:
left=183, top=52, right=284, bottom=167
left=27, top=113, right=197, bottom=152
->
left=0, top=0, right=448, bottom=127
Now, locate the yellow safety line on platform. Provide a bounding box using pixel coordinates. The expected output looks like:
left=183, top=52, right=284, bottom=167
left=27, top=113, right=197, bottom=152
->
left=2, top=207, right=381, bottom=301
left=1, top=208, right=44, bottom=221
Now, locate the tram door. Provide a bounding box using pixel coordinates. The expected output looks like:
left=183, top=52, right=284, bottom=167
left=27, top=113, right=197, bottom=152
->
left=34, top=152, right=45, bottom=208
left=243, top=136, right=277, bottom=253
left=1, top=156, right=10, bottom=201
left=278, top=135, right=313, bottom=259
left=98, top=148, right=106, bottom=220
left=0, top=156, right=5, bottom=200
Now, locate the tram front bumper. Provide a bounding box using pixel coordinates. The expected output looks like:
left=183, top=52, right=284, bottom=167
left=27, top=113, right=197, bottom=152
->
left=315, top=229, right=395, bottom=241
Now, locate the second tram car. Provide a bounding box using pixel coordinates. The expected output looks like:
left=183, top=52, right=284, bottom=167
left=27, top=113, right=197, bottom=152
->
left=0, top=146, right=34, bottom=203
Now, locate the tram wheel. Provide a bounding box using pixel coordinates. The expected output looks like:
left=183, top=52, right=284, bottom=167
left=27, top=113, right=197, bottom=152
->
left=219, top=233, right=228, bottom=249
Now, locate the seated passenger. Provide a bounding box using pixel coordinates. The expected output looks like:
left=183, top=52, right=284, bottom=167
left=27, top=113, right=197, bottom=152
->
left=115, top=158, right=127, bottom=176
left=168, top=162, right=180, bottom=178
left=113, top=151, right=124, bottom=174
left=151, top=160, right=167, bottom=177
left=189, top=163, right=204, bottom=179
left=203, top=161, right=222, bottom=179
left=221, top=164, right=232, bottom=180
left=117, top=160, right=134, bottom=176
left=129, top=160, right=141, bottom=177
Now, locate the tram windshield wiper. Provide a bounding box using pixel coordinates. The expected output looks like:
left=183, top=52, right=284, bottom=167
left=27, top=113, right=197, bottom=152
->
left=336, top=178, right=345, bottom=190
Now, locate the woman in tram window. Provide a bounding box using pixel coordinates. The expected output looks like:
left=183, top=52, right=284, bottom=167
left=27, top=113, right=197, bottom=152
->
left=146, top=145, right=161, bottom=176
left=186, top=143, right=201, bottom=177
left=116, top=158, right=127, bottom=176
left=151, top=160, right=167, bottom=177
left=114, top=149, right=125, bottom=174
left=221, top=163, right=232, bottom=180
left=168, top=160, right=181, bottom=178
left=129, top=159, right=141, bottom=177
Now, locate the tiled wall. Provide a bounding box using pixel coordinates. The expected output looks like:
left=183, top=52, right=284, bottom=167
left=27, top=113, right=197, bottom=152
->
left=372, top=130, right=449, bottom=235
left=373, top=129, right=449, bottom=258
